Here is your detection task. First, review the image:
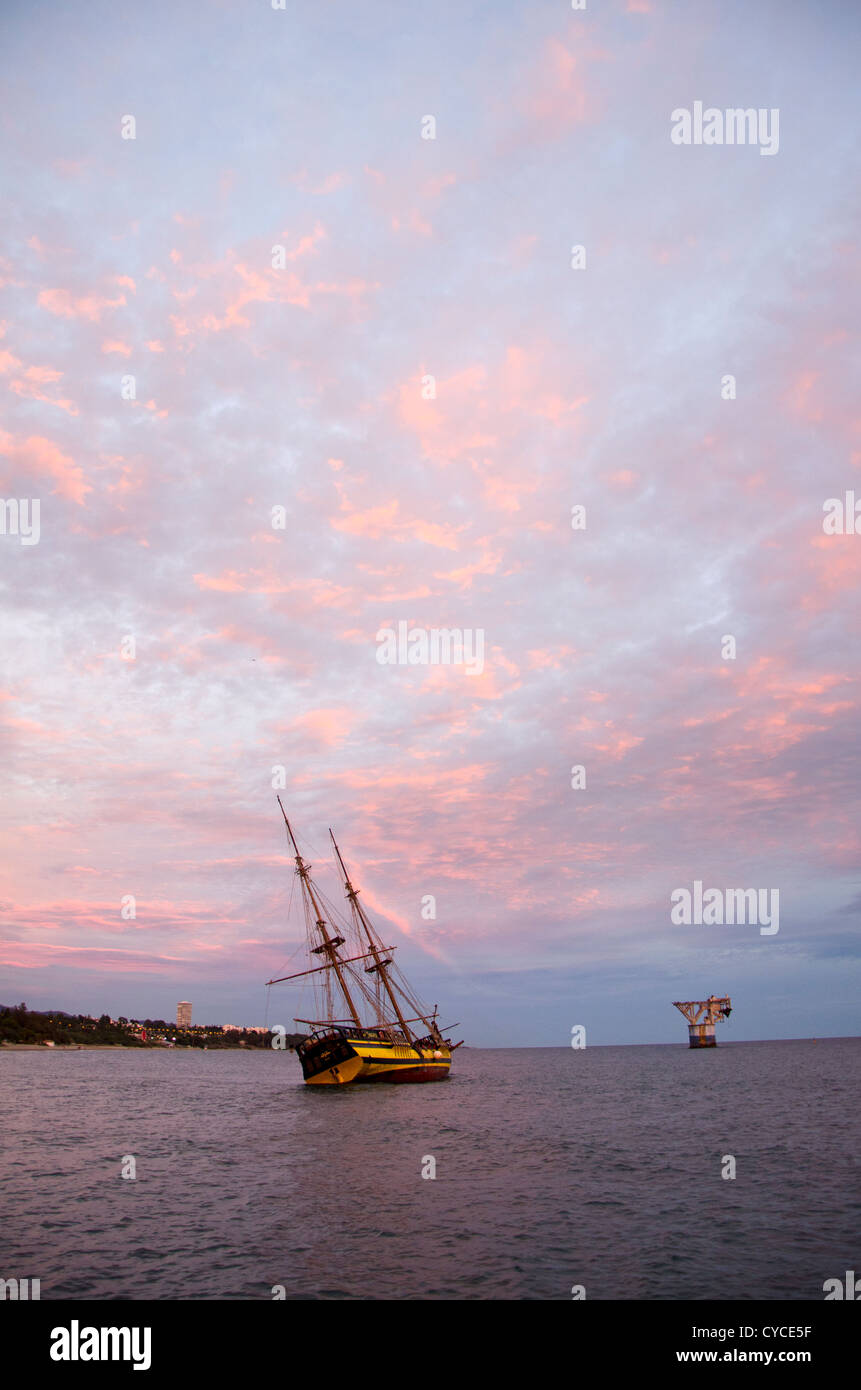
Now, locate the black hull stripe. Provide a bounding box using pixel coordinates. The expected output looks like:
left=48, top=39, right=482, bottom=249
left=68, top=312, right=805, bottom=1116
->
left=361, top=1056, right=448, bottom=1067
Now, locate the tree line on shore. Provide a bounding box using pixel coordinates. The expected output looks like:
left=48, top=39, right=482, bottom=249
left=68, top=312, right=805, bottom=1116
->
left=0, top=1003, right=305, bottom=1049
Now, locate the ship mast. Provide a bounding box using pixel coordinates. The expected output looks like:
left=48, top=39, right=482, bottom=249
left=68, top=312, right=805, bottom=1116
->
left=276, top=797, right=362, bottom=1028
left=330, top=829, right=432, bottom=1045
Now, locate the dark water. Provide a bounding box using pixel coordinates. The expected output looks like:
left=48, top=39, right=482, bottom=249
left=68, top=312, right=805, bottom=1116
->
left=1, top=1039, right=858, bottom=1300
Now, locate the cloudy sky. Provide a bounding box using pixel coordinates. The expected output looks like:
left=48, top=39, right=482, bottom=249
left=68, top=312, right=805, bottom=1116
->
left=1, top=0, right=859, bottom=1045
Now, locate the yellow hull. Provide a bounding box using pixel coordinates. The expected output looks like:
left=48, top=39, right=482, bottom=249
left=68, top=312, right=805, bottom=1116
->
left=302, top=1033, right=452, bottom=1086
left=305, top=1053, right=365, bottom=1085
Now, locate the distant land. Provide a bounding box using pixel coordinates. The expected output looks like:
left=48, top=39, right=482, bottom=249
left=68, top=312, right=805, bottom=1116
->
left=0, top=1003, right=304, bottom=1050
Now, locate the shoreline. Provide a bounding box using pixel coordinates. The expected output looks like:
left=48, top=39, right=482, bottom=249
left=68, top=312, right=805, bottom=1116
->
left=0, top=1042, right=282, bottom=1052
left=1, top=1042, right=176, bottom=1051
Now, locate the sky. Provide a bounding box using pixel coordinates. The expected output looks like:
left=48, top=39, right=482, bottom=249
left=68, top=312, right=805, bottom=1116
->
left=0, top=0, right=859, bottom=1046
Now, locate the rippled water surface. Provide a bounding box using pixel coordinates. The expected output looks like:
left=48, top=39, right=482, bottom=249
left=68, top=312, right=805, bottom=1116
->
left=1, top=1039, right=858, bottom=1299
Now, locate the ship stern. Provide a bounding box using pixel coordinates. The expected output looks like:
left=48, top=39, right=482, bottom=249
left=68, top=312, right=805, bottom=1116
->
left=297, top=1028, right=363, bottom=1085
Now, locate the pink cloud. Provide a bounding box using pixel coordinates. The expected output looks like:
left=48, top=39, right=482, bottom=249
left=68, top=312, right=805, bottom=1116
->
left=293, top=171, right=349, bottom=195
left=288, top=707, right=355, bottom=748
left=38, top=287, right=127, bottom=322
left=0, top=941, right=194, bottom=973
left=330, top=488, right=466, bottom=550
left=0, top=430, right=90, bottom=503
left=8, top=378, right=78, bottom=415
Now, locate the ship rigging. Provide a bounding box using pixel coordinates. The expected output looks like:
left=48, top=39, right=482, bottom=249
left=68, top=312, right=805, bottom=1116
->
left=266, top=798, right=461, bottom=1085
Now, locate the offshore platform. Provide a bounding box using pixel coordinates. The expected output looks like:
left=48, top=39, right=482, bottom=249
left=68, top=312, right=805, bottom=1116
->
left=672, top=995, right=732, bottom=1048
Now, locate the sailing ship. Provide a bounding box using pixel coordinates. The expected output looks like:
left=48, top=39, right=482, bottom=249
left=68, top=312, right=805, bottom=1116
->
left=266, top=798, right=461, bottom=1085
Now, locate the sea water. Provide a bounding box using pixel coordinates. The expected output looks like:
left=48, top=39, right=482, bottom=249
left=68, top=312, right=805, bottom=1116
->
left=1, top=1038, right=857, bottom=1300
